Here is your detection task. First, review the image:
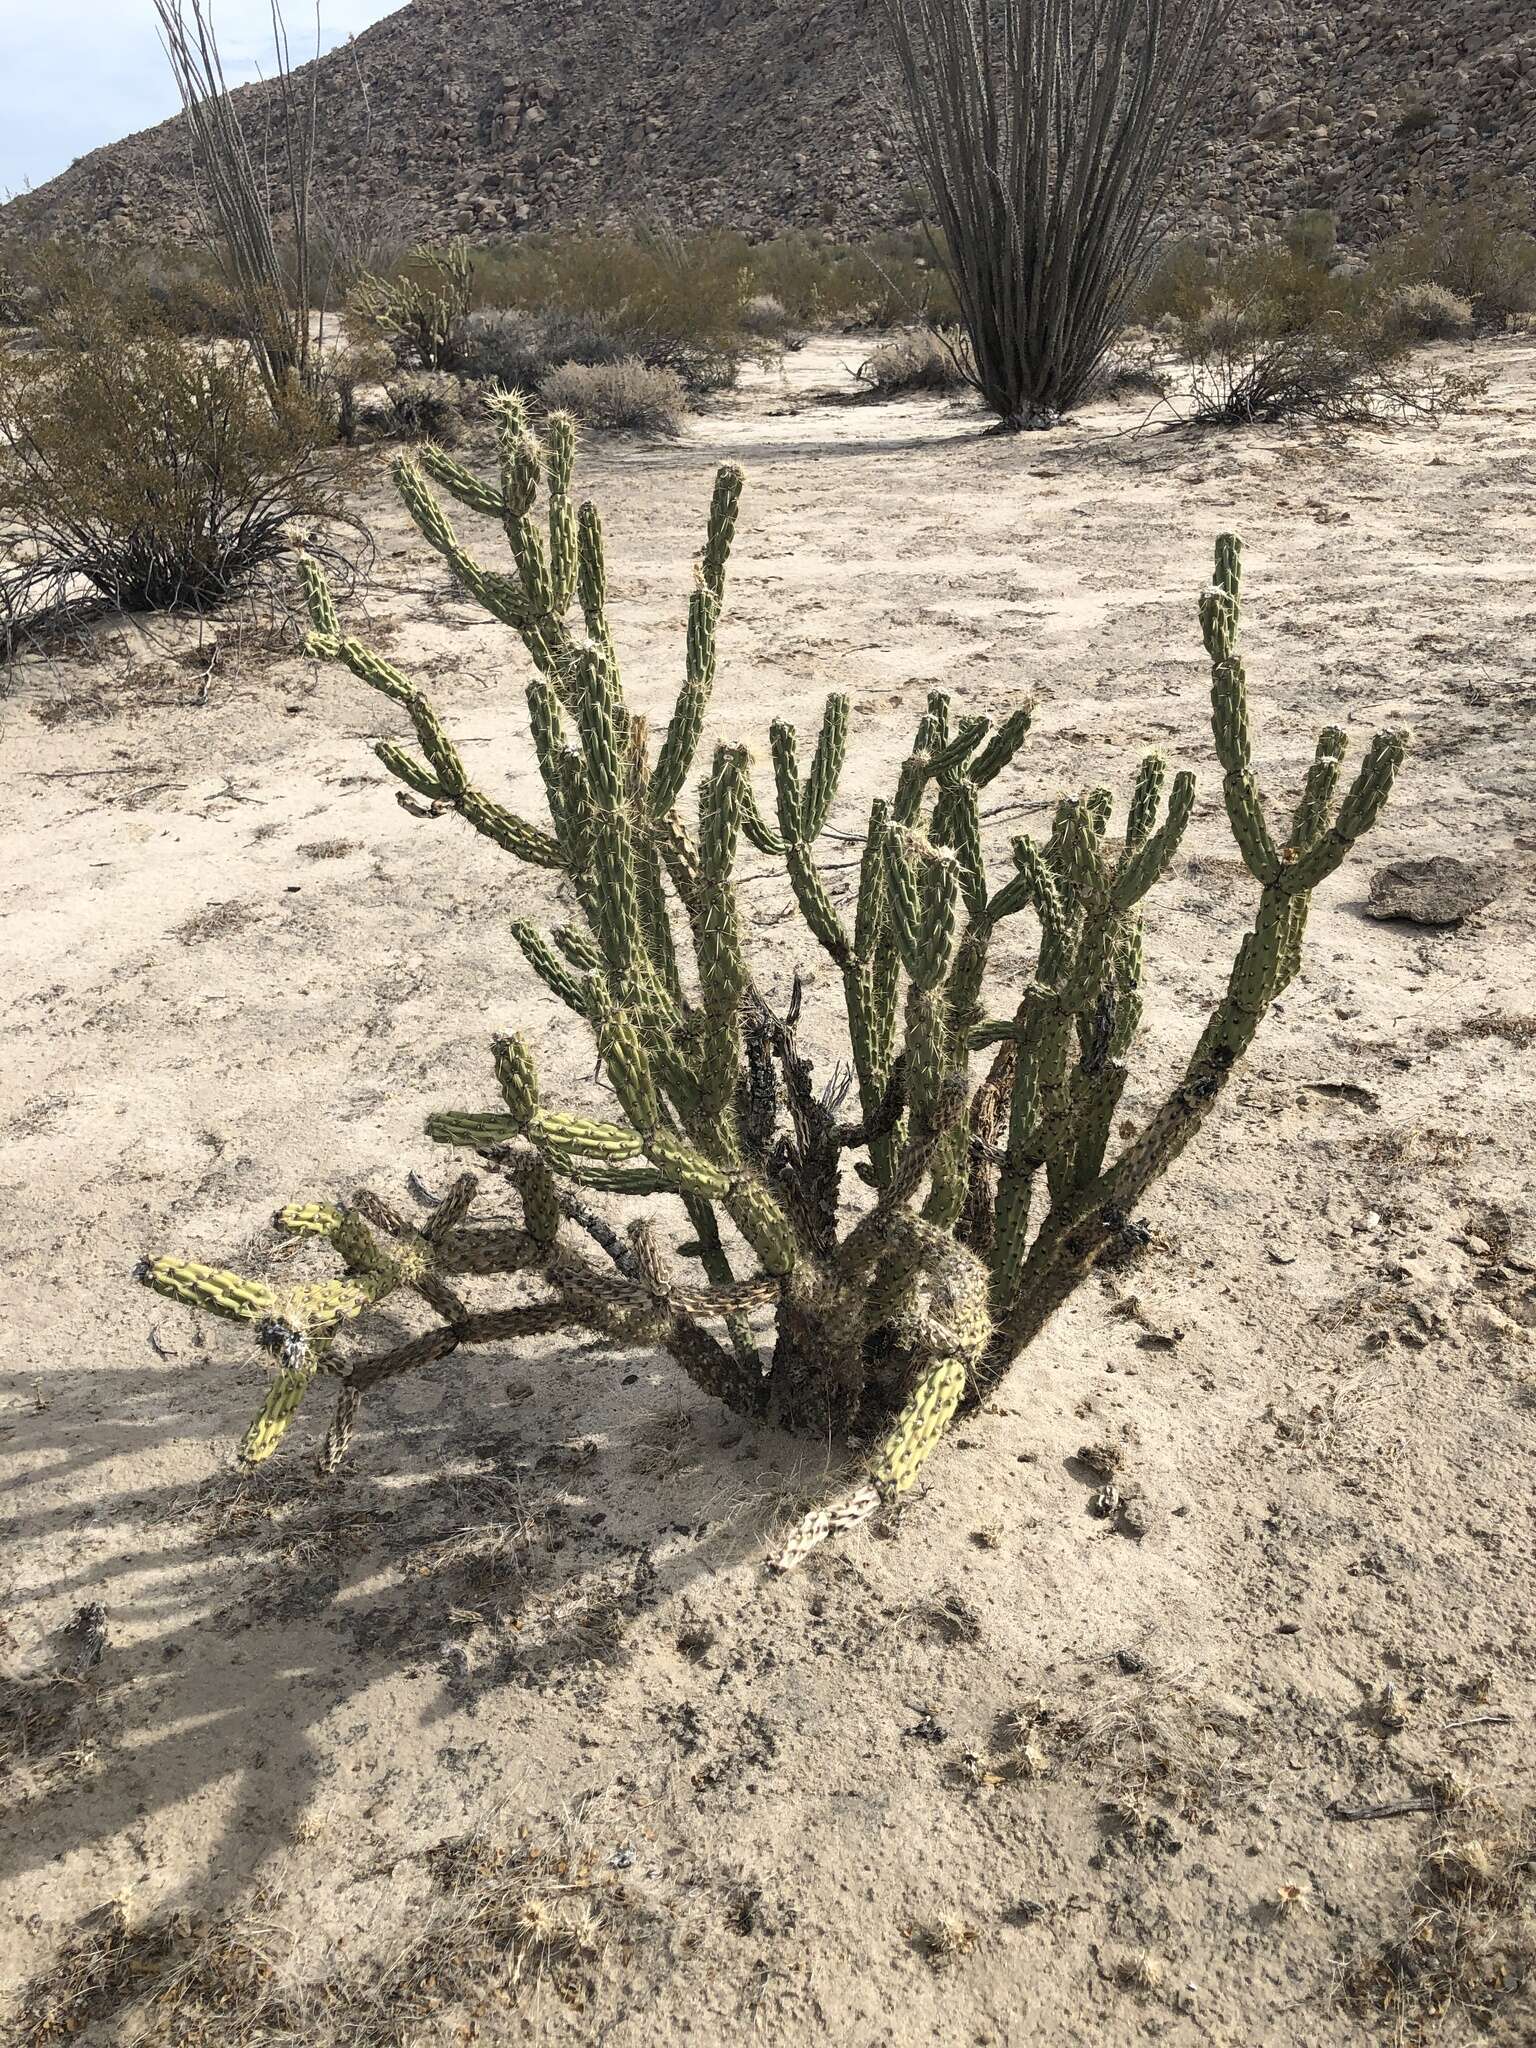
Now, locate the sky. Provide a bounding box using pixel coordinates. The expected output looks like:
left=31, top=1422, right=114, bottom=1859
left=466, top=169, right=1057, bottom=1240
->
left=2, top=2, right=403, bottom=200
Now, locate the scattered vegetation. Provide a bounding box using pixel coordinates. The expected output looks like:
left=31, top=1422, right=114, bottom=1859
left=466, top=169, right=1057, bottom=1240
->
left=1159, top=242, right=1488, bottom=425
left=1377, top=280, right=1476, bottom=343
left=374, top=369, right=468, bottom=445
left=1373, top=187, right=1536, bottom=325
left=453, top=305, right=629, bottom=390
left=1344, top=1797, right=1534, bottom=2038
left=16, top=1823, right=616, bottom=2046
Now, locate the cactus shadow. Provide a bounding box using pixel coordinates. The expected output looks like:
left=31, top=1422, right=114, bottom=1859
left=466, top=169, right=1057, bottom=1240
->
left=0, top=1334, right=822, bottom=1924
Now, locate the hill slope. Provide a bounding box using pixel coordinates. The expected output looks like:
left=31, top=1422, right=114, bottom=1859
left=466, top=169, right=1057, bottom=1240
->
left=3, top=0, right=1534, bottom=248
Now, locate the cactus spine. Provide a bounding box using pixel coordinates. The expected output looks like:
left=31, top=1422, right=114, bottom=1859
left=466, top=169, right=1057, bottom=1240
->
left=139, top=410, right=1405, bottom=1565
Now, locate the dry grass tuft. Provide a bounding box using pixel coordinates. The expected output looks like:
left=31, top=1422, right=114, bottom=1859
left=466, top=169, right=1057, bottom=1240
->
left=856, top=326, right=971, bottom=395
left=17, top=1822, right=616, bottom=2045
left=1112, top=1948, right=1166, bottom=1994
left=1000, top=1670, right=1250, bottom=1828
left=911, top=1917, right=980, bottom=1968
left=1343, top=1800, right=1534, bottom=2038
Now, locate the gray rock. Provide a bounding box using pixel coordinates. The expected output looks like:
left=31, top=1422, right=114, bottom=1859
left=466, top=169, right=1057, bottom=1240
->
left=1365, top=856, right=1502, bottom=926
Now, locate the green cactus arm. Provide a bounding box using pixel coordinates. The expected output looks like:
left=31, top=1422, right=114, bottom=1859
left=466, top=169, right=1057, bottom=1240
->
left=512, top=920, right=592, bottom=1017
left=544, top=412, right=580, bottom=612
left=275, top=1201, right=345, bottom=1238
left=576, top=500, right=608, bottom=640
left=1123, top=751, right=1167, bottom=854
left=457, top=791, right=564, bottom=869
left=695, top=749, right=750, bottom=1124
left=138, top=1257, right=276, bottom=1322
left=700, top=465, right=744, bottom=602
left=739, top=770, right=787, bottom=855
left=240, top=1367, right=314, bottom=1465
left=1110, top=769, right=1196, bottom=911
left=648, top=587, right=720, bottom=817
left=968, top=702, right=1034, bottom=787
left=1280, top=732, right=1405, bottom=894
left=375, top=741, right=445, bottom=801
left=801, top=694, right=849, bottom=841
left=417, top=444, right=506, bottom=520
left=1287, top=726, right=1347, bottom=851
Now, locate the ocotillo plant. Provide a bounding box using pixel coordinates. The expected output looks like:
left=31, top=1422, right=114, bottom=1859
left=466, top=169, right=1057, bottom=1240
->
left=353, top=238, right=474, bottom=371
left=139, top=394, right=1404, bottom=1564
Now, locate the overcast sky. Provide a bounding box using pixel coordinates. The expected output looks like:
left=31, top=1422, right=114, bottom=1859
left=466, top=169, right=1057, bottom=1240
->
left=2, top=2, right=402, bottom=200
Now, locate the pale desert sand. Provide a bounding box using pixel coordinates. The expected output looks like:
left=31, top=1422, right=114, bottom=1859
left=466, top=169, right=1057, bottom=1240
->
left=2, top=339, right=1533, bottom=2044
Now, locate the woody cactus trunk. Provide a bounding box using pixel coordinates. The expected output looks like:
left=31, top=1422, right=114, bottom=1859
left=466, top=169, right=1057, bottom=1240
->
left=139, top=394, right=1404, bottom=1565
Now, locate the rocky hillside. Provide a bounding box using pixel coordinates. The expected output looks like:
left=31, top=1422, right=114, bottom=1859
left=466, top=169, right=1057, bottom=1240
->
left=3, top=0, right=1534, bottom=249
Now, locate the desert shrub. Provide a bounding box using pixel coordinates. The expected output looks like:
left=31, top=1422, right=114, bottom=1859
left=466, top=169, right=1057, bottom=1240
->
left=1082, top=345, right=1172, bottom=404
left=1158, top=239, right=1485, bottom=424
left=857, top=326, right=970, bottom=394
left=323, top=339, right=395, bottom=444
left=1173, top=290, right=1483, bottom=426
left=537, top=359, right=684, bottom=436
left=142, top=274, right=248, bottom=340
left=0, top=262, right=38, bottom=328
left=1376, top=281, right=1475, bottom=343
left=375, top=371, right=467, bottom=444
left=353, top=238, right=475, bottom=369
left=141, top=396, right=1405, bottom=1577
left=744, top=228, right=959, bottom=328
left=454, top=306, right=629, bottom=390
left=1373, top=190, right=1536, bottom=324
left=1133, top=238, right=1221, bottom=326
left=740, top=292, right=793, bottom=342
left=0, top=313, right=338, bottom=633
left=1281, top=210, right=1338, bottom=267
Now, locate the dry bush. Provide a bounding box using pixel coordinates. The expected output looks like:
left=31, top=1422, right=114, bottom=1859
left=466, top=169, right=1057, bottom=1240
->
left=0, top=309, right=341, bottom=637
left=455, top=305, right=630, bottom=390
left=538, top=358, right=685, bottom=436
left=740, top=290, right=794, bottom=342
left=322, top=338, right=394, bottom=444
left=1083, top=339, right=1173, bottom=404
left=856, top=325, right=971, bottom=394
left=1377, top=281, right=1476, bottom=343
left=744, top=227, right=959, bottom=327
left=1172, top=274, right=1484, bottom=427
left=374, top=370, right=468, bottom=445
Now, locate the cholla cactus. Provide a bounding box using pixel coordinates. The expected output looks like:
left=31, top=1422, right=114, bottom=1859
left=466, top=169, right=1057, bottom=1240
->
left=353, top=238, right=474, bottom=371
left=138, top=395, right=1405, bottom=1564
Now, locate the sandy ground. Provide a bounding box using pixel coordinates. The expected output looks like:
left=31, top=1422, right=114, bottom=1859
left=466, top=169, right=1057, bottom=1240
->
left=2, top=338, right=1534, bottom=2045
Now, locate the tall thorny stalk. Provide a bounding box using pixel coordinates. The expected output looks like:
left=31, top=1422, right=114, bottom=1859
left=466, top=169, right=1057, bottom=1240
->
left=884, top=0, right=1224, bottom=425
left=139, top=398, right=1404, bottom=1566
left=154, top=0, right=326, bottom=401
